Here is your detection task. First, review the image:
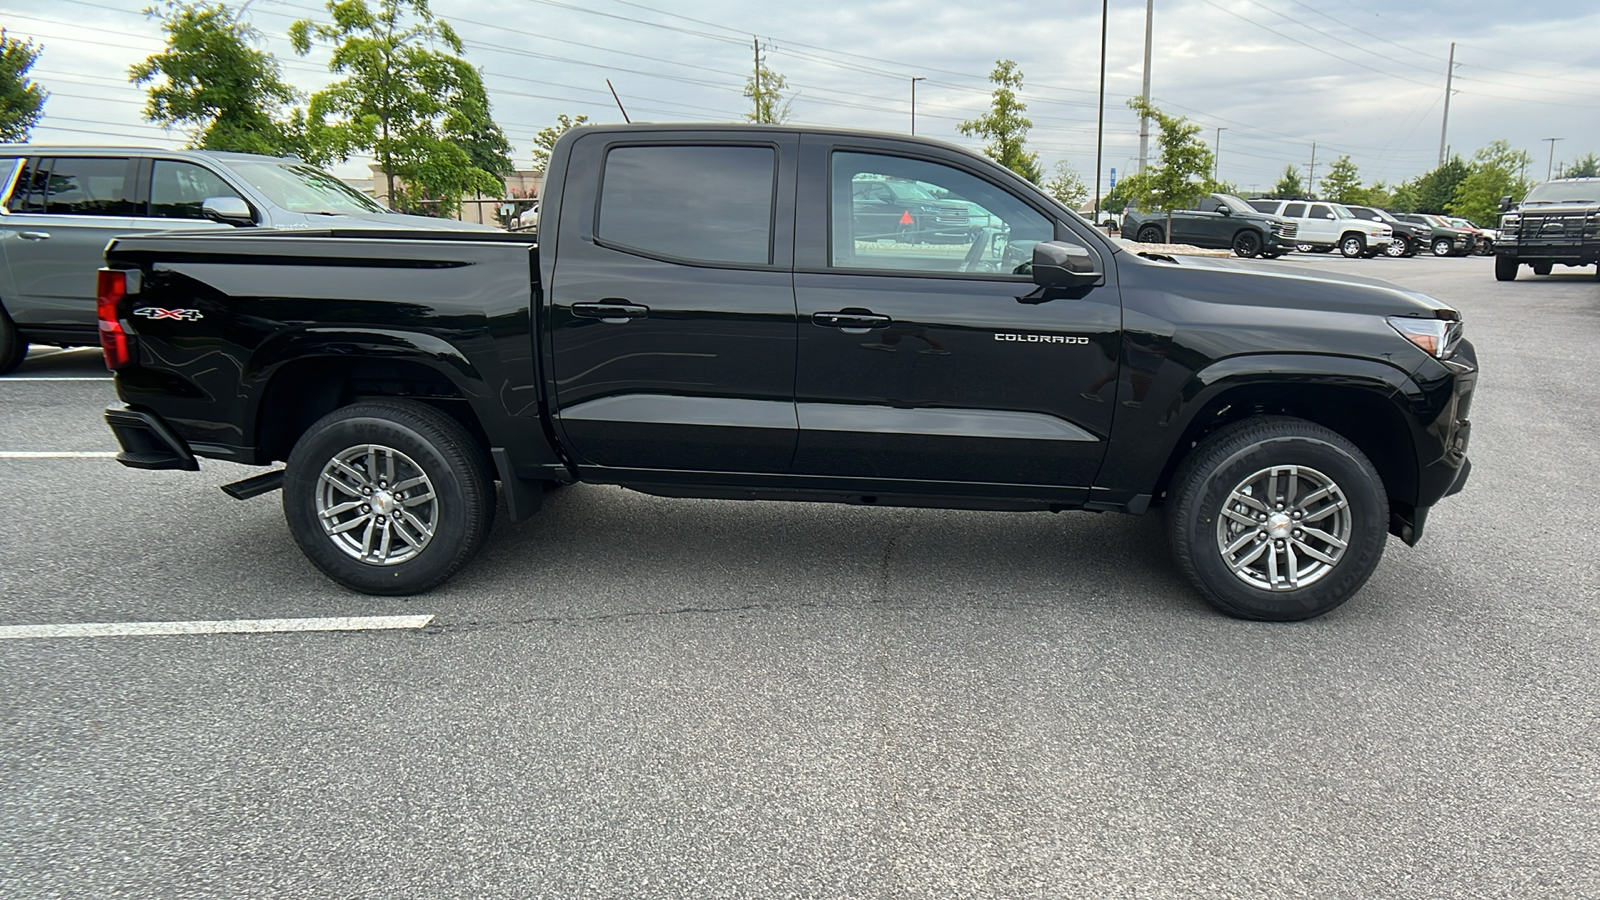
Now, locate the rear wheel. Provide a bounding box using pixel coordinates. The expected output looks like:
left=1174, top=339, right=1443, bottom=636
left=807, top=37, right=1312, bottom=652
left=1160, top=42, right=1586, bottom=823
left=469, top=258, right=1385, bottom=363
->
left=283, top=399, right=494, bottom=595
left=1136, top=224, right=1164, bottom=244
left=1339, top=234, right=1366, bottom=258
left=1494, top=255, right=1518, bottom=281
left=1432, top=238, right=1453, bottom=257
left=1168, top=416, right=1388, bottom=621
left=0, top=306, right=27, bottom=376
left=1231, top=230, right=1263, bottom=258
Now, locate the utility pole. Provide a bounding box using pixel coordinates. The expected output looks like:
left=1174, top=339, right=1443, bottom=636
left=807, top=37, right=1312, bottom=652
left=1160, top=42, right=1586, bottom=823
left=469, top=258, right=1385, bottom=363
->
left=1138, top=0, right=1154, bottom=174
left=1438, top=41, right=1456, bottom=167
left=1543, top=137, right=1563, bottom=180
left=910, top=77, right=925, bottom=135
left=1094, top=0, right=1108, bottom=219
left=1307, top=142, right=1317, bottom=196
left=753, top=36, right=761, bottom=123
left=1214, top=126, right=1227, bottom=183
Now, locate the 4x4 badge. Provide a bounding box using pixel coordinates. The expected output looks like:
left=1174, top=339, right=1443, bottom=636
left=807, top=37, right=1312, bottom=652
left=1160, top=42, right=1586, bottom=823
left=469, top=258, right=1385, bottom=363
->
left=133, top=307, right=204, bottom=321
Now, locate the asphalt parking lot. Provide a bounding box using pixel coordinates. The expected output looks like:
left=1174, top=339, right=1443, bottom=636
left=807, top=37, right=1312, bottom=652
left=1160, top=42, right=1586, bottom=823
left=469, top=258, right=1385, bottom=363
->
left=2, top=254, right=1597, bottom=898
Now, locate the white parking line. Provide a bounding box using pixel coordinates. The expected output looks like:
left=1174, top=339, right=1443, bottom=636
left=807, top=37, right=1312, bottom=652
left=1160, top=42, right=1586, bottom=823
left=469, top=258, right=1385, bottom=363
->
left=0, top=615, right=435, bottom=640
left=0, top=451, right=118, bottom=458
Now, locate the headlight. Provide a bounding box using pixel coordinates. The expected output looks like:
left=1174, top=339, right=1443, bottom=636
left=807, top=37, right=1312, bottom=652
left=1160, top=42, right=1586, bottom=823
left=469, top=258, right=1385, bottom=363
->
left=1389, top=316, right=1463, bottom=360
left=1501, top=214, right=1520, bottom=231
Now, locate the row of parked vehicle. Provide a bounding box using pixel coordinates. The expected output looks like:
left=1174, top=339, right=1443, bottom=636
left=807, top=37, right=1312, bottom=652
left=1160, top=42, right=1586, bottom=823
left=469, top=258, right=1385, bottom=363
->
left=1119, top=193, right=1495, bottom=260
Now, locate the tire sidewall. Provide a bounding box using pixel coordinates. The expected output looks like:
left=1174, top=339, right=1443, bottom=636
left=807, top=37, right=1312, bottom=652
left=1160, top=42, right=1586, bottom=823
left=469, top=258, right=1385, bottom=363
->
left=1232, top=231, right=1262, bottom=258
left=1173, top=427, right=1388, bottom=621
left=284, top=409, right=483, bottom=595
left=1340, top=234, right=1365, bottom=258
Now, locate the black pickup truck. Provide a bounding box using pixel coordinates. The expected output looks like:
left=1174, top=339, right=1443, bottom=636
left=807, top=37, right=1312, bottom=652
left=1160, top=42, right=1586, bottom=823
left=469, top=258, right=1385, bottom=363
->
left=1494, top=177, right=1600, bottom=280
left=98, top=124, right=1476, bottom=621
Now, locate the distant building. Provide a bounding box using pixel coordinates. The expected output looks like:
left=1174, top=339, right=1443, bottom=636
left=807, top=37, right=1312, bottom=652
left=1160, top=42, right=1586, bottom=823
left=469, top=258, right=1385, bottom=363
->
left=363, top=164, right=545, bottom=227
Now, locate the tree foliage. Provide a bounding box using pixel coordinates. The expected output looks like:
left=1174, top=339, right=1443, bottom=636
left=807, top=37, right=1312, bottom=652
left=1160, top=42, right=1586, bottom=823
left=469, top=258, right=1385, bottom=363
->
left=1391, top=155, right=1469, bottom=214
left=291, top=0, right=510, bottom=214
left=530, top=113, right=588, bottom=170
left=1270, top=165, right=1305, bottom=199
left=0, top=29, right=46, bottom=142
left=743, top=45, right=791, bottom=125
left=958, top=59, right=1041, bottom=184
left=1562, top=152, right=1598, bottom=179
left=1319, top=155, right=1364, bottom=204
left=1043, top=159, right=1088, bottom=209
left=129, top=2, right=303, bottom=156
left=1118, top=97, right=1213, bottom=225
left=1448, top=140, right=1532, bottom=225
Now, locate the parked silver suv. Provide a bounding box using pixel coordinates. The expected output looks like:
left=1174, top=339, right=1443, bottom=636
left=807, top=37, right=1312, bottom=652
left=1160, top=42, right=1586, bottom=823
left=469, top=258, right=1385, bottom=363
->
left=0, top=147, right=495, bottom=373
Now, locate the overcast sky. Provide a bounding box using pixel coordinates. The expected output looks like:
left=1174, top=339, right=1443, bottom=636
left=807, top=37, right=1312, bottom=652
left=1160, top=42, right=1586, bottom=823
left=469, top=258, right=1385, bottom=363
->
left=8, top=0, right=1600, bottom=195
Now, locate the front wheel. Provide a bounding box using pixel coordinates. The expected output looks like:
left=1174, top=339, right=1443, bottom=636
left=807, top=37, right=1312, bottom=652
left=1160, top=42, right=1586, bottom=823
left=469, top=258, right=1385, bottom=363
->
left=283, top=399, right=495, bottom=595
left=0, top=306, right=27, bottom=376
left=1231, top=230, right=1263, bottom=259
left=1494, top=255, right=1518, bottom=281
left=1295, top=243, right=1314, bottom=253
left=1384, top=237, right=1409, bottom=258
left=1432, top=238, right=1453, bottom=257
left=1136, top=224, right=1164, bottom=244
left=1339, top=234, right=1366, bottom=258
left=1167, top=417, right=1388, bottom=621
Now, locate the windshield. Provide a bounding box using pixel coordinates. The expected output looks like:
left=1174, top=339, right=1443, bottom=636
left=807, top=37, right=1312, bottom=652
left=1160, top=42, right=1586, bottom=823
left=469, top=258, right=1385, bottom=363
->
left=1423, top=214, right=1453, bottom=228
left=1447, top=217, right=1477, bottom=229
left=226, top=160, right=388, bottom=215
left=1330, top=205, right=1354, bottom=219
left=1523, top=180, right=1600, bottom=204
left=1354, top=207, right=1397, bottom=224
left=1216, top=194, right=1256, bottom=214
left=885, top=181, right=941, bottom=202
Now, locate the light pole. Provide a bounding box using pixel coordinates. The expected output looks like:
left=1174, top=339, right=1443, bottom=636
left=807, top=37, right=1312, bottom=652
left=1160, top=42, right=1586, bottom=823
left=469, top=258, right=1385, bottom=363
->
left=1214, top=127, right=1227, bottom=184
left=1543, top=137, right=1563, bottom=180
left=910, top=77, right=926, bottom=135
left=1093, top=0, right=1108, bottom=219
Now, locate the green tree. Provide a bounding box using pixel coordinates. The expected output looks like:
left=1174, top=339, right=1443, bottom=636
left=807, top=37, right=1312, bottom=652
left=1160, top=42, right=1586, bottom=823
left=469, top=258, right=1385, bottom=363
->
left=958, top=59, right=1041, bottom=184
left=0, top=30, right=47, bottom=142
left=1399, top=155, right=1470, bottom=214
left=1448, top=140, right=1533, bottom=225
left=1043, top=159, right=1088, bottom=209
left=530, top=113, right=589, bottom=170
left=1120, top=97, right=1213, bottom=236
left=1319, top=155, right=1363, bottom=204
left=1271, top=165, right=1305, bottom=199
left=129, top=2, right=302, bottom=156
left=1562, top=152, right=1598, bottom=178
left=743, top=43, right=791, bottom=125
left=291, top=0, right=509, bottom=214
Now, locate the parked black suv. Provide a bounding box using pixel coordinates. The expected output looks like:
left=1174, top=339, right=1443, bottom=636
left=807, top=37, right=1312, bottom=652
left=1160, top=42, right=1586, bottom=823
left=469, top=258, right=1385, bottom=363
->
left=1494, top=177, right=1600, bottom=281
left=1392, top=213, right=1477, bottom=257
left=1122, top=193, right=1297, bottom=258
left=1344, top=206, right=1428, bottom=258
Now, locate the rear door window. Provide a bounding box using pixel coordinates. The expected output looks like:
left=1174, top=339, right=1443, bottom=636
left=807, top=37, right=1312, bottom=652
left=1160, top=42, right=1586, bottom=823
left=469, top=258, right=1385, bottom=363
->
left=1282, top=203, right=1308, bottom=218
left=1309, top=204, right=1334, bottom=219
left=6, top=158, right=49, bottom=213
left=38, top=157, right=138, bottom=216
left=596, top=144, right=776, bottom=266
left=148, top=161, right=245, bottom=219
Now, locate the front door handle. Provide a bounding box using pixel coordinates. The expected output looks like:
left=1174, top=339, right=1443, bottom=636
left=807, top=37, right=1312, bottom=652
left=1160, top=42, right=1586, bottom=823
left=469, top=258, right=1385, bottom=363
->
left=18, top=231, right=50, bottom=240
left=812, top=309, right=892, bottom=332
left=571, top=300, right=649, bottom=323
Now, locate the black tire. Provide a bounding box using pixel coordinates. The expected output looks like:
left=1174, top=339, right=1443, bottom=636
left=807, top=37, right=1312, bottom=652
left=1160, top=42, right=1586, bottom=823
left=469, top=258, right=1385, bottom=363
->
left=1260, top=250, right=1284, bottom=259
left=1494, top=255, right=1518, bottom=281
left=1432, top=238, right=1453, bottom=257
left=283, top=399, right=494, bottom=595
left=894, top=222, right=922, bottom=245
left=1231, top=230, right=1263, bottom=259
left=1167, top=416, right=1388, bottom=621
left=1136, top=224, right=1164, bottom=244
left=1532, top=261, right=1552, bottom=276
left=1384, top=236, right=1409, bottom=258
left=1339, top=233, right=1366, bottom=258
left=0, top=305, right=28, bottom=376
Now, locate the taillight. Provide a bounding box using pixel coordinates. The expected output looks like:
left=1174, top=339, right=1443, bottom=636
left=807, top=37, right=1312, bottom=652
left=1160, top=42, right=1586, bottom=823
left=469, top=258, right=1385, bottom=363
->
left=97, top=268, right=134, bottom=370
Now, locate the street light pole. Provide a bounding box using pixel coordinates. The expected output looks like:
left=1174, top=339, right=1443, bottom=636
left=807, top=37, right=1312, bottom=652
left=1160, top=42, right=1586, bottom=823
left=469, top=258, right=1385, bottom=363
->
left=910, top=77, right=926, bottom=135
left=1214, top=126, right=1227, bottom=184
left=1094, top=0, right=1108, bottom=220
left=1543, top=137, right=1563, bottom=180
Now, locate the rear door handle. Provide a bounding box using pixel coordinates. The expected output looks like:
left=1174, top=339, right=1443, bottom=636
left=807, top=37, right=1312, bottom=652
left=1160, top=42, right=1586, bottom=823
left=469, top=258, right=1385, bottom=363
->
left=812, top=309, right=892, bottom=332
left=18, top=231, right=50, bottom=240
left=571, top=300, right=649, bottom=323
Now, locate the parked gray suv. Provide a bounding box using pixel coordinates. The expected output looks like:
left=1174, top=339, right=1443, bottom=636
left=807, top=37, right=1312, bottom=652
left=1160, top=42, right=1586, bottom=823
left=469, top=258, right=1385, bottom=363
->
left=0, top=147, right=495, bottom=373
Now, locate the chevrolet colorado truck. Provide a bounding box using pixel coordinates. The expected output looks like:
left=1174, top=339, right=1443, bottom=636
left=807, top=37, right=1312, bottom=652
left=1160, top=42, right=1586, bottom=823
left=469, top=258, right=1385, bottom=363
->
left=98, top=124, right=1477, bottom=621
left=1494, top=177, right=1600, bottom=280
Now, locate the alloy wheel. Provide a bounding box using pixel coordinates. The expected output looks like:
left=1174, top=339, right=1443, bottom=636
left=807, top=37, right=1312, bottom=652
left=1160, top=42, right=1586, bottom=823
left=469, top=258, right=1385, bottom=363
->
left=1215, top=464, right=1352, bottom=592
left=316, top=443, right=439, bottom=565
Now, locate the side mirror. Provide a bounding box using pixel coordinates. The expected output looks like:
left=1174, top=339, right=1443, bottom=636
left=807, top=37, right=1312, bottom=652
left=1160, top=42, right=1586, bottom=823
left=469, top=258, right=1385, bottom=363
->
left=1217, top=205, right=1231, bottom=216
left=1031, top=241, right=1100, bottom=287
left=1498, top=195, right=1513, bottom=212
left=1324, top=213, right=1336, bottom=219
left=202, top=196, right=255, bottom=227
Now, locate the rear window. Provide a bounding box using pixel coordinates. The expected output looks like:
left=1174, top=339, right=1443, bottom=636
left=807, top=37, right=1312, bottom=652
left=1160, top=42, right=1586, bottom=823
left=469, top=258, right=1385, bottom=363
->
left=1247, top=200, right=1278, bottom=214
left=596, top=145, right=776, bottom=265
left=1283, top=203, right=1308, bottom=218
